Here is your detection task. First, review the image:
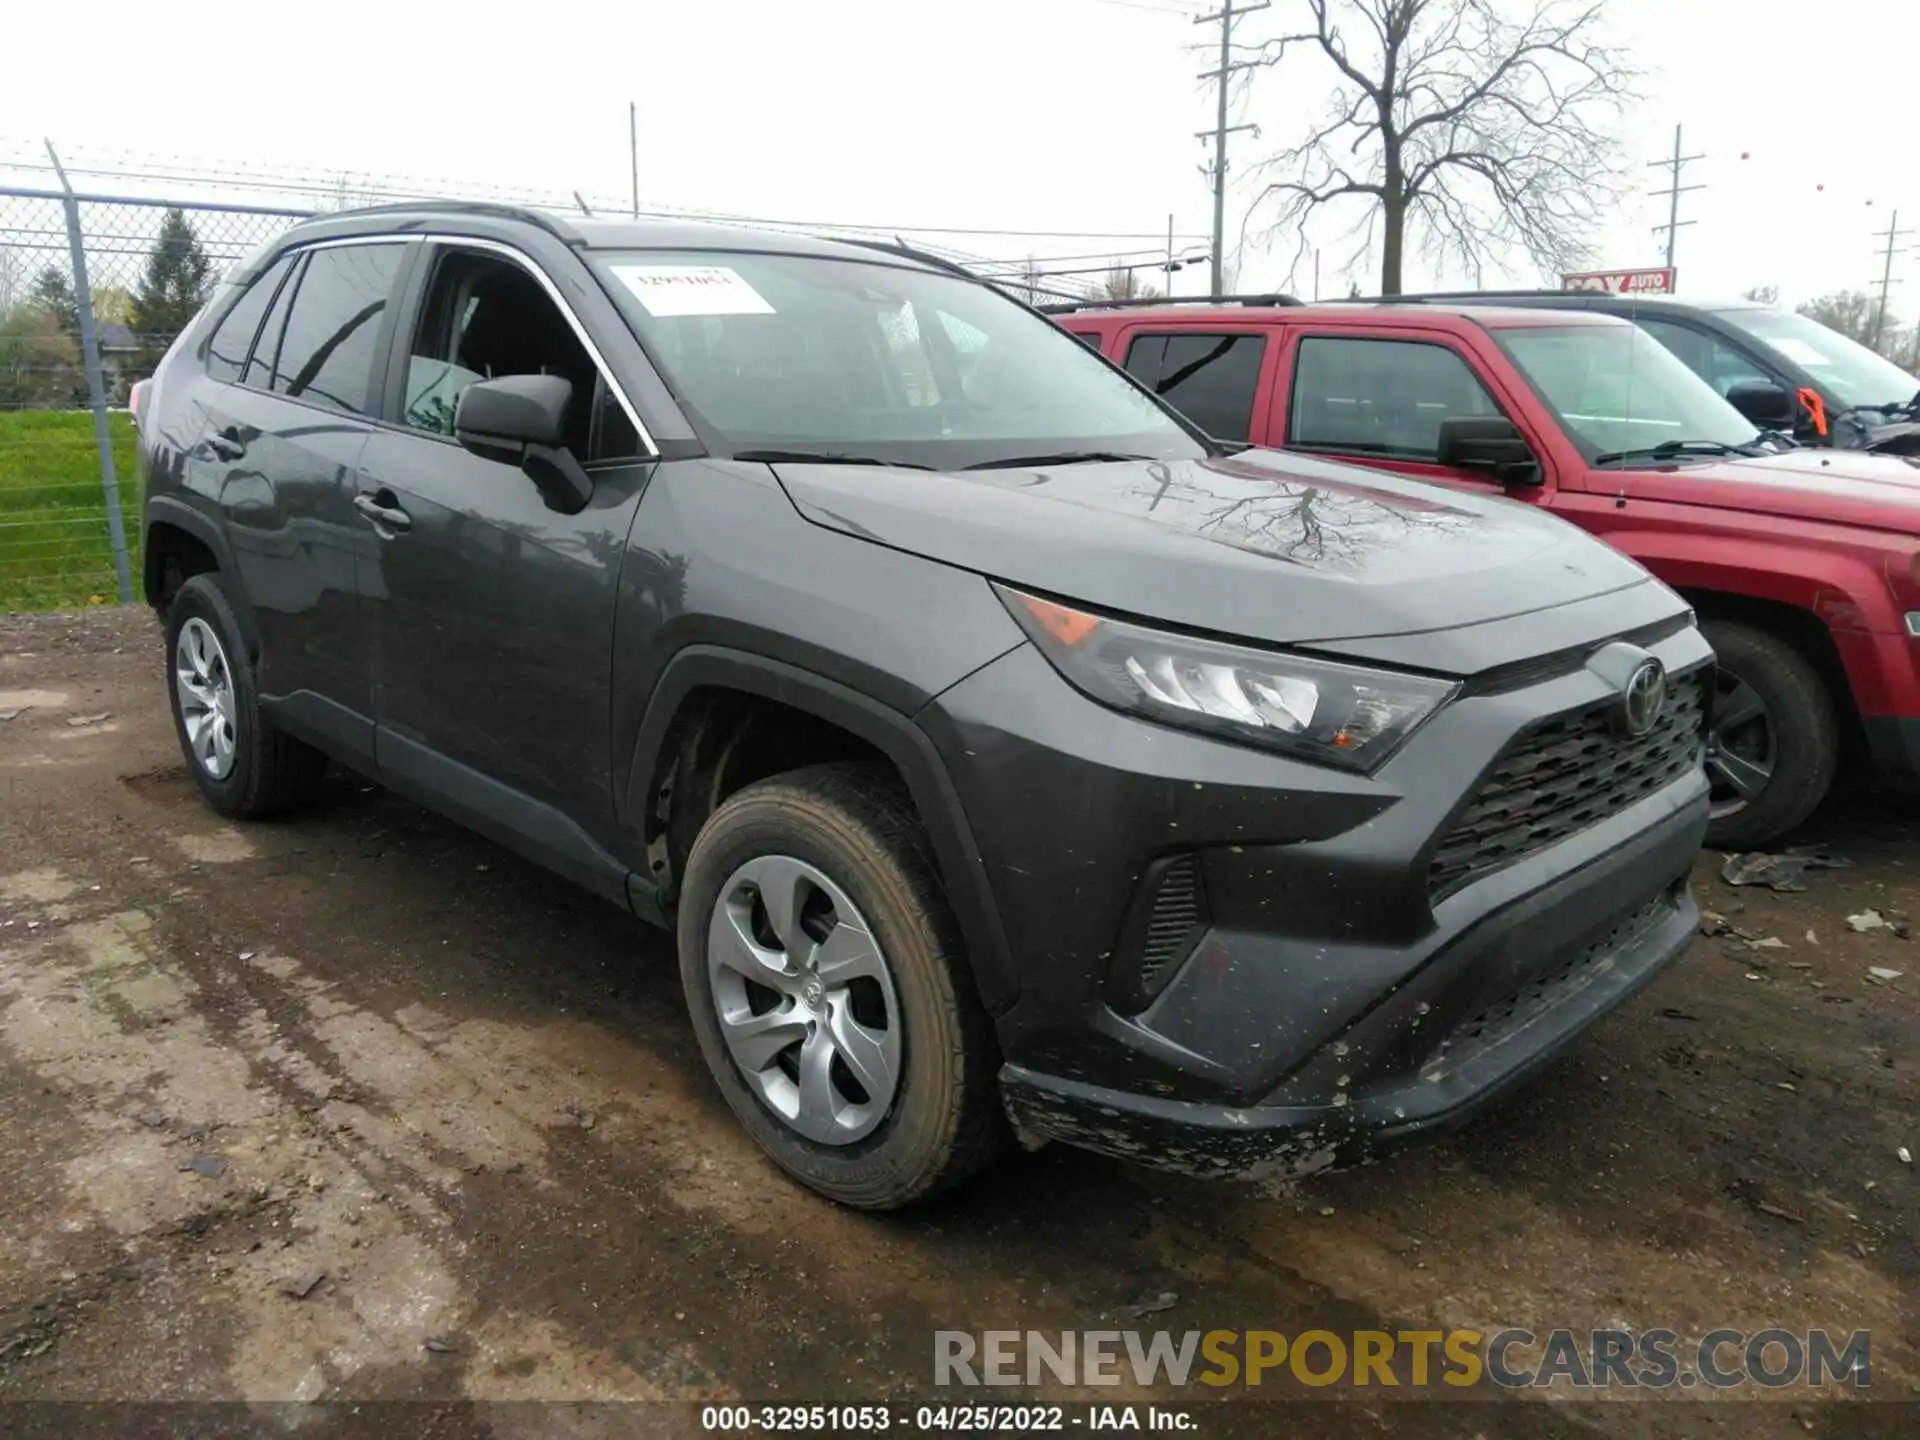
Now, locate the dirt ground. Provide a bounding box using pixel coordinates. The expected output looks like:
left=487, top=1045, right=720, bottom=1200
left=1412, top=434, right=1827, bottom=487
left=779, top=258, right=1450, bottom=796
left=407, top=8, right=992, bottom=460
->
left=0, top=607, right=1913, bottom=1438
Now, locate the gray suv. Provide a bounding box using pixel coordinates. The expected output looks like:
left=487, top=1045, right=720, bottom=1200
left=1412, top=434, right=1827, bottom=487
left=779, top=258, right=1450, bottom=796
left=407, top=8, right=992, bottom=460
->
left=139, top=202, right=1710, bottom=1208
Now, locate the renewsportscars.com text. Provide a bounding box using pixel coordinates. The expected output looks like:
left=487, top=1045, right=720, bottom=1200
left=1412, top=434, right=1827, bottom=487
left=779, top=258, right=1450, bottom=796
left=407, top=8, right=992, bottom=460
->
left=934, top=1328, right=1872, bottom=1390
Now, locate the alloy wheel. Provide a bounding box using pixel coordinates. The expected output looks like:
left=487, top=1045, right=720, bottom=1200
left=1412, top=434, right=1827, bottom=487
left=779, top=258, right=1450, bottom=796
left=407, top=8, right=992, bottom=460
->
left=175, top=617, right=239, bottom=781
left=1705, top=669, right=1773, bottom=820
left=706, top=854, right=903, bottom=1145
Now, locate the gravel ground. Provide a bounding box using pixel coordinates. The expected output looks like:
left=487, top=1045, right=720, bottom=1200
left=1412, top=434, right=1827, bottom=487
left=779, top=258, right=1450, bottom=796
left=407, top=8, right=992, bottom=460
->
left=0, top=606, right=1913, bottom=1438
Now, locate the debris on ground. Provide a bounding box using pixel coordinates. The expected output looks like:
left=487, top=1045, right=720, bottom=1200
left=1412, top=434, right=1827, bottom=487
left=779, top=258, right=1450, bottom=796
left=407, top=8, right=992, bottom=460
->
left=63, top=712, right=111, bottom=728
left=1746, top=936, right=1789, bottom=950
left=567, top=1105, right=596, bottom=1131
left=1721, top=849, right=1851, bottom=892
left=0, top=707, right=22, bottom=722
left=1700, top=911, right=1734, bottom=937
left=179, top=1155, right=224, bottom=1179
left=1122, top=1292, right=1179, bottom=1318
left=1898, top=1147, right=1912, bottom=1164
left=280, top=1272, right=326, bottom=1301
left=1867, top=968, right=1906, bottom=985
left=1754, top=1201, right=1806, bottom=1224
left=424, top=1336, right=458, bottom=1354
left=1849, top=910, right=1890, bottom=933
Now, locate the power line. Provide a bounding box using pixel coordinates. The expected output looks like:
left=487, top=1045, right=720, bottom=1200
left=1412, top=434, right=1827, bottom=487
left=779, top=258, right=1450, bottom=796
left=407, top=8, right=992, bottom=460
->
left=1871, top=209, right=1913, bottom=350
left=1648, top=123, right=1706, bottom=273
left=1195, top=2, right=1268, bottom=295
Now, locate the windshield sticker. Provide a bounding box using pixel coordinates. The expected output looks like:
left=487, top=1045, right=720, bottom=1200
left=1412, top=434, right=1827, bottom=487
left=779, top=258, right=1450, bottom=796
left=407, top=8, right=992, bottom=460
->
left=611, top=265, right=775, bottom=317
left=1768, top=337, right=1832, bottom=367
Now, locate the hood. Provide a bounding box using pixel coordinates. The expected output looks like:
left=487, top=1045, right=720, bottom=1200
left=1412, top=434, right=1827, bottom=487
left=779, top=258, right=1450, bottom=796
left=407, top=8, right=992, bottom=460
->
left=1622, top=449, right=1920, bottom=529
left=775, top=449, right=1659, bottom=653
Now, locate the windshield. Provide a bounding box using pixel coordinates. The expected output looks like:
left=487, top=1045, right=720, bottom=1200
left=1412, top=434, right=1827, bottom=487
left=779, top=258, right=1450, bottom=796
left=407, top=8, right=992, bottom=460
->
left=1495, top=323, right=1763, bottom=459
left=1715, top=307, right=1918, bottom=410
left=590, top=250, right=1205, bottom=469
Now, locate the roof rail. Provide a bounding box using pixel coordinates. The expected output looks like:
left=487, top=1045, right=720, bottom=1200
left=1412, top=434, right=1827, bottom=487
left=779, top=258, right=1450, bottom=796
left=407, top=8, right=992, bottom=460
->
left=1338, top=289, right=1578, bottom=304
left=1038, top=293, right=1303, bottom=315
left=836, top=235, right=987, bottom=282
left=304, top=198, right=581, bottom=245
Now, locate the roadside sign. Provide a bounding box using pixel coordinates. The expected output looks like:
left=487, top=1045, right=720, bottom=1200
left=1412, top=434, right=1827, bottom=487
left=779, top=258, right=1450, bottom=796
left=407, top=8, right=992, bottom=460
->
left=1561, top=267, right=1677, bottom=294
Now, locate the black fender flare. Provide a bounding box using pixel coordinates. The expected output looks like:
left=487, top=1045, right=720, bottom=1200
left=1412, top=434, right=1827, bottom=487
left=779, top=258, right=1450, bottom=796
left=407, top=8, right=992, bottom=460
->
left=142, top=496, right=260, bottom=656
left=624, top=646, right=1019, bottom=1014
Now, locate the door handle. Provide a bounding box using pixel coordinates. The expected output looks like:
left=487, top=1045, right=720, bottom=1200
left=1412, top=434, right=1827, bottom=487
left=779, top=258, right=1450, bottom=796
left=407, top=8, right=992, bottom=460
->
left=353, top=492, right=412, bottom=533
left=206, top=426, right=246, bottom=461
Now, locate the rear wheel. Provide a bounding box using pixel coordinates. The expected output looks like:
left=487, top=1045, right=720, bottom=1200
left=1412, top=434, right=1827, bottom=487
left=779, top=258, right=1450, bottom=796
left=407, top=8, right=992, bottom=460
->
left=165, top=574, right=329, bottom=820
left=676, top=763, right=1007, bottom=1209
left=1701, top=619, right=1837, bottom=850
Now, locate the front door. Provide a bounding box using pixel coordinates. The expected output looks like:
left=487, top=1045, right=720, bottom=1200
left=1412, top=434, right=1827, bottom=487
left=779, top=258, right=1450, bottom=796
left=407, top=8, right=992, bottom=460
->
left=354, top=242, right=655, bottom=873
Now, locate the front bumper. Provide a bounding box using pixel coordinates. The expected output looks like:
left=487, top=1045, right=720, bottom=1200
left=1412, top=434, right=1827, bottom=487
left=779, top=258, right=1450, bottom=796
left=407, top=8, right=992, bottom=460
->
left=1863, top=714, right=1920, bottom=786
left=999, top=802, right=1701, bottom=1179
left=921, top=601, right=1712, bottom=1178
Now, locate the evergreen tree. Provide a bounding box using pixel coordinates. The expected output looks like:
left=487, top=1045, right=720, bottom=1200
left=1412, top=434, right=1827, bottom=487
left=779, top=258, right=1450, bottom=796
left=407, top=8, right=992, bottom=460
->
left=130, top=209, right=212, bottom=368
left=31, top=266, right=79, bottom=337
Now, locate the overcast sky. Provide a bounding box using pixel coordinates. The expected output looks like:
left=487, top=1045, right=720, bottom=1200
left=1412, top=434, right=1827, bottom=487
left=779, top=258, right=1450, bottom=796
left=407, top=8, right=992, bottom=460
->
left=2, top=0, right=1914, bottom=311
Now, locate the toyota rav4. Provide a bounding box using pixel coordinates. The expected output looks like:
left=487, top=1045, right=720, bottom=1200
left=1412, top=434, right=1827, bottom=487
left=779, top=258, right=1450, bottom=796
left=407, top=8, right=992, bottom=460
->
left=139, top=205, right=1708, bottom=1208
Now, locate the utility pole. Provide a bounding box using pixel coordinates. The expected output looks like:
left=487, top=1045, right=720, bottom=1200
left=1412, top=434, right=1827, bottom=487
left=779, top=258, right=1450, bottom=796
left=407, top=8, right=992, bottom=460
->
left=1871, top=210, right=1911, bottom=351
left=629, top=102, right=640, bottom=219
left=1648, top=123, right=1706, bottom=274
left=1195, top=1, right=1268, bottom=296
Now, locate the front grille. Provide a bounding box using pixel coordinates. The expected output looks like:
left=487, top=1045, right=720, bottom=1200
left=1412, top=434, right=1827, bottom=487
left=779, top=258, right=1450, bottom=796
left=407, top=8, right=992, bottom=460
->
left=1138, top=854, right=1204, bottom=994
left=1428, top=668, right=1707, bottom=900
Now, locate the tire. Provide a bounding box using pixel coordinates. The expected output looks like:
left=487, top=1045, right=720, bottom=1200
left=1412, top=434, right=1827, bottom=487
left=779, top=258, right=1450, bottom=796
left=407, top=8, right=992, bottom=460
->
left=676, top=762, right=1008, bottom=1209
left=1701, top=619, right=1838, bottom=850
left=165, top=574, right=329, bottom=820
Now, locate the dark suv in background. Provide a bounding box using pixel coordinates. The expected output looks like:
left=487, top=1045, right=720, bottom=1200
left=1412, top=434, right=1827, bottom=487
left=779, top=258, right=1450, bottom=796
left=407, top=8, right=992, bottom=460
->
left=1390, top=291, right=1920, bottom=454
left=139, top=204, right=1708, bottom=1207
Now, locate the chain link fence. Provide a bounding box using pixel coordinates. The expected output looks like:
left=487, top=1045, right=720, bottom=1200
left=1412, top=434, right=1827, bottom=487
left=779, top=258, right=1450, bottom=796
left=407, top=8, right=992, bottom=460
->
left=0, top=185, right=308, bottom=610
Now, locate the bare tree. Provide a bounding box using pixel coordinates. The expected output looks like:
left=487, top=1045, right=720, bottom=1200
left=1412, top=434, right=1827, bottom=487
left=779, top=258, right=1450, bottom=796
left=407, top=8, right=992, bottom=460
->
left=1797, top=291, right=1891, bottom=351
left=1250, top=0, right=1634, bottom=295
left=1095, top=267, right=1162, bottom=302
left=1740, top=284, right=1779, bottom=306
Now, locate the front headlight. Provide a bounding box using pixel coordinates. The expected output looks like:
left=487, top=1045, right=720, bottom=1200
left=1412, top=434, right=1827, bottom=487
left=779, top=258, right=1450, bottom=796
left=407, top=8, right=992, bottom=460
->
left=996, top=585, right=1458, bottom=773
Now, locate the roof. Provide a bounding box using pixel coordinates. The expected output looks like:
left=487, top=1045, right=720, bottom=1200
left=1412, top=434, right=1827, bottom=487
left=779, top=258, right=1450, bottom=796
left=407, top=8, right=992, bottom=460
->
left=283, top=200, right=948, bottom=272
left=1052, top=300, right=1628, bottom=329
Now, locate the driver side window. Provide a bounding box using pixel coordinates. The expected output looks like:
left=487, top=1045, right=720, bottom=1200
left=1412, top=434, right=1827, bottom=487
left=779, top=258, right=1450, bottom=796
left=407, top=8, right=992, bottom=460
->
left=402, top=248, right=638, bottom=462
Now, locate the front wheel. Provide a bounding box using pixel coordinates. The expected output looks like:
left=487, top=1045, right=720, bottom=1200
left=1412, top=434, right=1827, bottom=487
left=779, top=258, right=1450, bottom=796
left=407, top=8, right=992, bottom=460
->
left=1701, top=619, right=1838, bottom=850
left=676, top=763, right=1008, bottom=1209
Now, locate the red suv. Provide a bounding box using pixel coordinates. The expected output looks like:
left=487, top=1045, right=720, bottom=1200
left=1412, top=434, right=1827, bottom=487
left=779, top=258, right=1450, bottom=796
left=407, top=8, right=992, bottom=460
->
left=1056, top=298, right=1920, bottom=847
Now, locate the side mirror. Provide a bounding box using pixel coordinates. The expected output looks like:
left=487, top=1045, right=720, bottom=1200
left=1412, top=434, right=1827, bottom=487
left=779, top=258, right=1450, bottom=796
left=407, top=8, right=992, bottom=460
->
left=1724, top=379, right=1795, bottom=429
left=1435, top=416, right=1540, bottom=484
left=453, top=374, right=592, bottom=514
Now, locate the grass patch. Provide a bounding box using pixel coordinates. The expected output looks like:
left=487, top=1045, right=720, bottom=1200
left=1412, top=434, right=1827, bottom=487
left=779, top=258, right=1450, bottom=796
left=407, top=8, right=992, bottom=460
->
left=0, top=410, right=141, bottom=612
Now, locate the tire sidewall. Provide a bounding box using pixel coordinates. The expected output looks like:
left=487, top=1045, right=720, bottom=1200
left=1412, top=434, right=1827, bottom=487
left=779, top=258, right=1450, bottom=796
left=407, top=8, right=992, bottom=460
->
left=1702, top=620, right=1837, bottom=849
left=677, top=783, right=967, bottom=1205
left=165, top=576, right=266, bottom=818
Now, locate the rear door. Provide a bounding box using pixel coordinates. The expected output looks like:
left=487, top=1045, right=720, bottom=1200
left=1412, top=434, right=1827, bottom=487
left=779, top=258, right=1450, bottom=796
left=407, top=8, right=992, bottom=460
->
left=185, top=238, right=412, bottom=760
left=1272, top=326, right=1561, bottom=506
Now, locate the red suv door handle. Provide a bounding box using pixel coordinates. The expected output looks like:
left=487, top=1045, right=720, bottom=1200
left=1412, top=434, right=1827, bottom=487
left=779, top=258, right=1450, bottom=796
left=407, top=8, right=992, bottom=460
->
left=353, top=491, right=411, bottom=533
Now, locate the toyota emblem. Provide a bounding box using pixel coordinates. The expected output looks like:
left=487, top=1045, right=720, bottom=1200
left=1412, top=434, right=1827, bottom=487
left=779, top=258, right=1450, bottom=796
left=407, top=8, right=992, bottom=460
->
left=1619, top=659, right=1667, bottom=738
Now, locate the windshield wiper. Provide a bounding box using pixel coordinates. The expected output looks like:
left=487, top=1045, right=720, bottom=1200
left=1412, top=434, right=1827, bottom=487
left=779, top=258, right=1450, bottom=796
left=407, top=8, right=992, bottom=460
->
left=1593, top=438, right=1766, bottom=466
left=733, top=448, right=934, bottom=470
left=962, top=451, right=1152, bottom=470
left=1842, top=391, right=1920, bottom=421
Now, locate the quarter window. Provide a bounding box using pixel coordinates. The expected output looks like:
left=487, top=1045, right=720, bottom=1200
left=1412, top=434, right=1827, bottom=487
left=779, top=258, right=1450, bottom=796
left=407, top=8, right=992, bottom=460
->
left=1287, top=337, right=1502, bottom=460
left=264, top=244, right=406, bottom=415
left=204, top=256, right=294, bottom=384
left=1123, top=332, right=1266, bottom=441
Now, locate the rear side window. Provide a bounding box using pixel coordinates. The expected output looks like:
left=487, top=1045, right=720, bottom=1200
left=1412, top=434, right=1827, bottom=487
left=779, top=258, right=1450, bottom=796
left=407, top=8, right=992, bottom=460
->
left=243, top=254, right=302, bottom=391
left=205, top=256, right=294, bottom=384
left=263, top=244, right=406, bottom=415
left=1287, top=337, right=1501, bottom=459
left=1122, top=332, right=1265, bottom=441
left=1637, top=318, right=1771, bottom=398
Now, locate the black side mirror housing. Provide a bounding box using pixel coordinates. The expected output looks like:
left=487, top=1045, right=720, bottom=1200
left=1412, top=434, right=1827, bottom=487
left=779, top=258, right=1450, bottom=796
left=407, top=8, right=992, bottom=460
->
left=453, top=375, right=592, bottom=514
left=1435, top=416, right=1541, bottom=485
left=1723, top=379, right=1795, bottom=429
